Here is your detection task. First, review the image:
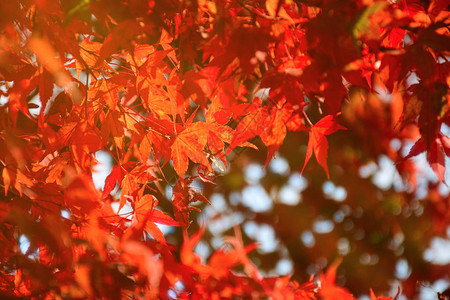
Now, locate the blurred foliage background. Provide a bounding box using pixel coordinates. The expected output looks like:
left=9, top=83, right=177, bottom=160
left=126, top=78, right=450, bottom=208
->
left=145, top=88, right=450, bottom=299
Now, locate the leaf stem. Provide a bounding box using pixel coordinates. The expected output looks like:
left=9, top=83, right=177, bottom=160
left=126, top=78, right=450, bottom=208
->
left=302, top=110, right=313, bottom=127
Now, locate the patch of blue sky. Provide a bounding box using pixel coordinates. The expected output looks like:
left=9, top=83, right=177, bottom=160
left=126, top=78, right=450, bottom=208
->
left=61, top=209, right=71, bottom=219
left=194, top=240, right=210, bottom=261
left=165, top=185, right=173, bottom=199
left=207, top=212, right=245, bottom=235
left=19, top=235, right=30, bottom=254
left=322, top=181, right=347, bottom=202
left=359, top=161, right=377, bottom=178
left=153, top=224, right=174, bottom=236
left=287, top=173, right=308, bottom=191
left=269, top=156, right=290, bottom=175
left=244, top=163, right=265, bottom=184
left=243, top=222, right=278, bottom=253
left=301, top=231, right=315, bottom=248
left=209, top=193, right=227, bottom=213
left=409, top=153, right=449, bottom=198
left=93, top=150, right=113, bottom=190
left=111, top=201, right=133, bottom=218
left=229, top=192, right=241, bottom=206
left=211, top=236, right=225, bottom=249
left=423, top=236, right=450, bottom=265
left=242, top=185, right=272, bottom=212
left=0, top=83, right=9, bottom=105
left=372, top=155, right=403, bottom=191
left=418, top=279, right=450, bottom=300
left=275, top=258, right=293, bottom=275
left=277, top=172, right=308, bottom=205
left=279, top=185, right=301, bottom=205
left=358, top=150, right=449, bottom=198
left=190, top=178, right=204, bottom=194
left=313, top=218, right=334, bottom=234
left=254, top=88, right=270, bottom=100
left=395, top=258, right=411, bottom=280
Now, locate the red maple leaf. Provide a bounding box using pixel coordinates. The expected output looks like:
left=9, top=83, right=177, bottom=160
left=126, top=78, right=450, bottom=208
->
left=403, top=133, right=450, bottom=183
left=319, top=258, right=354, bottom=300
left=370, top=288, right=393, bottom=300
left=301, top=114, right=346, bottom=178
left=102, top=165, right=123, bottom=200
left=172, top=177, right=210, bottom=227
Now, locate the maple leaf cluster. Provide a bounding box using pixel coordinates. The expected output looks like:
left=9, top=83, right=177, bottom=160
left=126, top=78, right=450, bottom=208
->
left=0, top=0, right=448, bottom=298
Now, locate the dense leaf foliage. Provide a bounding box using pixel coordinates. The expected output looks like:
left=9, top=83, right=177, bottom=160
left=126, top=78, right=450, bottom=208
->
left=0, top=0, right=449, bottom=298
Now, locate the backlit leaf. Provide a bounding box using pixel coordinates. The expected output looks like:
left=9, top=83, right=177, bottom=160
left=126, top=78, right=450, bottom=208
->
left=171, top=122, right=210, bottom=178
left=301, top=115, right=346, bottom=178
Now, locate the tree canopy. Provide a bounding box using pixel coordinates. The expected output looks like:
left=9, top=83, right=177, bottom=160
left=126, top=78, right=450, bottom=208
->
left=0, top=0, right=449, bottom=298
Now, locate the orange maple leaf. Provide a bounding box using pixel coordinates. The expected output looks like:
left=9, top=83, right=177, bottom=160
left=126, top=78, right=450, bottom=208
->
left=171, top=122, right=210, bottom=178
left=134, top=194, right=180, bottom=244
